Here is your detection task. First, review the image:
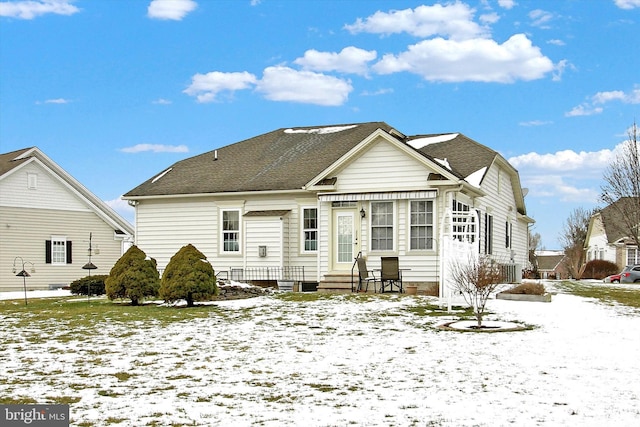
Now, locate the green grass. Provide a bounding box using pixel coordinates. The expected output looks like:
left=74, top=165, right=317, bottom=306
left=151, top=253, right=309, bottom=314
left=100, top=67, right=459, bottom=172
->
left=556, top=280, right=640, bottom=310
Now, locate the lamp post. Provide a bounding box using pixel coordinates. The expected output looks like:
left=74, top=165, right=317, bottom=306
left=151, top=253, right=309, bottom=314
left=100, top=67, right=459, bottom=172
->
left=82, top=232, right=98, bottom=303
left=12, top=257, right=35, bottom=306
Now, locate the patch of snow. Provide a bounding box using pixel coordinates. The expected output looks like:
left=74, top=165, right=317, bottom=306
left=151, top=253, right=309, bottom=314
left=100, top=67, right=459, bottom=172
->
left=435, top=157, right=451, bottom=170
left=465, top=166, right=486, bottom=187
left=151, top=167, right=172, bottom=183
left=408, top=133, right=459, bottom=149
left=284, top=125, right=357, bottom=135
left=0, top=289, right=71, bottom=300
left=2, top=281, right=640, bottom=426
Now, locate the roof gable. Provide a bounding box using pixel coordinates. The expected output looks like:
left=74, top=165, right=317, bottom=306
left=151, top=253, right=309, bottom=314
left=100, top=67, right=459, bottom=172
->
left=0, top=147, right=134, bottom=236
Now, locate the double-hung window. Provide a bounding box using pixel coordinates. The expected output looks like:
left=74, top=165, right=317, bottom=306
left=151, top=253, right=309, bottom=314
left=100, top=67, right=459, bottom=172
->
left=410, top=200, right=434, bottom=250
left=303, top=208, right=318, bottom=252
left=222, top=210, right=240, bottom=252
left=628, top=247, right=639, bottom=265
left=371, top=201, right=394, bottom=251
left=46, top=237, right=72, bottom=265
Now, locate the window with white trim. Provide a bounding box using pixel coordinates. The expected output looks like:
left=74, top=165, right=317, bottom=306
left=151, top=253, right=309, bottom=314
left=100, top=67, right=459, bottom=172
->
left=628, top=247, right=639, bottom=265
left=371, top=201, right=394, bottom=251
left=410, top=200, right=434, bottom=250
left=303, top=208, right=317, bottom=252
left=46, top=237, right=71, bottom=265
left=222, top=210, right=240, bottom=252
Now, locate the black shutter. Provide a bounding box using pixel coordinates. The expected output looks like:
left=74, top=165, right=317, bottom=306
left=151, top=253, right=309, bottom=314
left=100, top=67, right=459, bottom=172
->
left=66, top=241, right=72, bottom=264
left=45, top=240, right=52, bottom=264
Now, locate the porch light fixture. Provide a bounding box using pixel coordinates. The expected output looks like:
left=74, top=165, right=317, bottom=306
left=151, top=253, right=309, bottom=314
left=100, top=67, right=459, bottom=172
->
left=12, top=257, right=35, bottom=306
left=360, top=208, right=366, bottom=218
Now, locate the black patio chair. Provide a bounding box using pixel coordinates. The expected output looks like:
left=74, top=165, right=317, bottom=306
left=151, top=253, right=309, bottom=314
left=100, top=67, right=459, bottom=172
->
left=380, top=256, right=403, bottom=293
left=356, top=257, right=379, bottom=293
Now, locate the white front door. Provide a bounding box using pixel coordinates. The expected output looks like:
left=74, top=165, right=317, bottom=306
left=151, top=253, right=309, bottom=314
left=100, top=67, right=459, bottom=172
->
left=332, top=210, right=357, bottom=270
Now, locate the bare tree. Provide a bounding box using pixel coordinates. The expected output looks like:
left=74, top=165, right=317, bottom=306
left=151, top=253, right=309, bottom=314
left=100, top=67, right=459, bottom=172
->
left=600, top=122, right=640, bottom=248
left=448, top=255, right=505, bottom=328
left=559, top=207, right=593, bottom=278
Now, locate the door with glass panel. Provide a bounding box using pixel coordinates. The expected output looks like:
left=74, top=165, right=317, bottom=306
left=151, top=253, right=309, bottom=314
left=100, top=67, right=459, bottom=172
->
left=332, top=210, right=357, bottom=270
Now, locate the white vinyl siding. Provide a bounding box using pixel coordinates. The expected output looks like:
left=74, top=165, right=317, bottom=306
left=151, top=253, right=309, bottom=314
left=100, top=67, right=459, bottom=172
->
left=0, top=206, right=128, bottom=291
left=0, top=162, right=89, bottom=212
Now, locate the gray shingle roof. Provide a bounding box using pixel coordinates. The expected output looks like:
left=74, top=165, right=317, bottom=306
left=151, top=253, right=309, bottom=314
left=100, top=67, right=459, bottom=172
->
left=0, top=147, right=33, bottom=176
left=408, top=133, right=497, bottom=179
left=123, top=123, right=506, bottom=199
left=600, top=197, right=640, bottom=243
left=124, top=123, right=393, bottom=197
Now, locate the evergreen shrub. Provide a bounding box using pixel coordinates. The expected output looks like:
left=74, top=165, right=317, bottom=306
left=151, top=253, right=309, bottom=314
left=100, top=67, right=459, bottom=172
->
left=159, top=244, right=217, bottom=307
left=105, top=246, right=160, bottom=305
left=70, top=274, right=108, bottom=296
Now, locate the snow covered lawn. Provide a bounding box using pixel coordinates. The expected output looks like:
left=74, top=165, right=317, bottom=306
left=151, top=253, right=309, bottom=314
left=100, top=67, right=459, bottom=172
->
left=1, top=283, right=639, bottom=426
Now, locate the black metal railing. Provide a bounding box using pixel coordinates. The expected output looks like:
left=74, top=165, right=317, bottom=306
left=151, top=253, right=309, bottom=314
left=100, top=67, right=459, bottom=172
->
left=228, top=266, right=306, bottom=282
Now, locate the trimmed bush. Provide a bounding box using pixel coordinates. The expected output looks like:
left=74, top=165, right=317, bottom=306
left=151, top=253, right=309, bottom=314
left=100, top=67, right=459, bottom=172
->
left=70, top=275, right=108, bottom=296
left=581, top=260, right=620, bottom=280
left=105, top=246, right=160, bottom=305
left=502, top=282, right=546, bottom=295
left=159, top=244, right=217, bottom=307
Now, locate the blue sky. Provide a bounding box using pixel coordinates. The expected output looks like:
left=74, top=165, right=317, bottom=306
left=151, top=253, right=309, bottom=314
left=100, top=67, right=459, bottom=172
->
left=1, top=0, right=639, bottom=249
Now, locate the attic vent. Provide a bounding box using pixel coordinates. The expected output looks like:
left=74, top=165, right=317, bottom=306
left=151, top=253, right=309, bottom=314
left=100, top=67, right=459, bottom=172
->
left=428, top=173, right=446, bottom=181
left=214, top=150, right=218, bottom=160
left=152, top=167, right=172, bottom=183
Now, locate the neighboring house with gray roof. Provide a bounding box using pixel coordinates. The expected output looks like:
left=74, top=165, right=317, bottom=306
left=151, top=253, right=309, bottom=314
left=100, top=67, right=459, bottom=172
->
left=0, top=147, right=134, bottom=291
left=123, top=122, right=533, bottom=294
left=585, top=197, right=640, bottom=269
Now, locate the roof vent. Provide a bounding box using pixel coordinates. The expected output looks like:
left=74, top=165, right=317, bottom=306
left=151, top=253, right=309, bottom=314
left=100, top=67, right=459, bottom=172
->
left=214, top=150, right=218, bottom=161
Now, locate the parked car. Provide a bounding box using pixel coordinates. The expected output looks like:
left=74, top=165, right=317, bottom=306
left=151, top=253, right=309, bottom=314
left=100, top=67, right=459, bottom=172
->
left=620, top=265, right=640, bottom=283
left=603, top=273, right=621, bottom=283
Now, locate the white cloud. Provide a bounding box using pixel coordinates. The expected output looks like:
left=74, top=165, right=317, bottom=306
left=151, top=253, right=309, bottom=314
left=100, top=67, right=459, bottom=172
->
left=566, top=88, right=640, bottom=116
left=105, top=197, right=134, bottom=224
left=498, top=0, right=516, bottom=9
left=509, top=148, right=615, bottom=171
left=529, top=9, right=554, bottom=28
left=120, top=144, right=189, bottom=153
left=152, top=98, right=172, bottom=105
left=373, top=34, right=554, bottom=83
left=615, top=0, right=640, bottom=9
left=36, top=98, right=71, bottom=104
left=509, top=147, right=620, bottom=203
left=256, top=66, right=352, bottom=106
left=293, top=46, right=377, bottom=76
left=361, top=88, right=394, bottom=96
left=547, top=39, right=565, bottom=46
left=183, top=71, right=257, bottom=103
left=147, top=0, right=197, bottom=21
left=344, top=3, right=488, bottom=40
left=565, top=104, right=604, bottom=117
left=519, top=120, right=552, bottom=127
left=0, top=0, right=79, bottom=19
left=479, top=12, right=500, bottom=25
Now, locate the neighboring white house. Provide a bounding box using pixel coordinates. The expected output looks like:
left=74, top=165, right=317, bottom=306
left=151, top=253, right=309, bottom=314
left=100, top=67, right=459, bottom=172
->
left=0, top=147, right=134, bottom=291
left=123, top=122, right=533, bottom=295
left=585, top=197, right=640, bottom=269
